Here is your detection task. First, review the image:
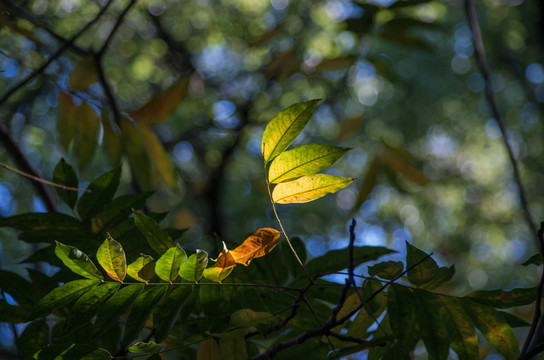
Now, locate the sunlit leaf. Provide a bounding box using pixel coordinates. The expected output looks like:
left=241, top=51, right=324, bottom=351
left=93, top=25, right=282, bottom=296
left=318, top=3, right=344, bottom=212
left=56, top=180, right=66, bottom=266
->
left=123, top=286, right=167, bottom=345
left=179, top=250, right=208, bottom=282
left=54, top=242, right=103, bottom=280
left=272, top=174, right=355, bottom=204
left=134, top=211, right=173, bottom=255
left=154, top=285, right=193, bottom=342
left=93, top=284, right=144, bottom=336
left=155, top=244, right=187, bottom=282
left=130, top=76, right=190, bottom=125
left=262, top=100, right=320, bottom=163
left=229, top=228, right=281, bottom=266
left=77, top=167, right=121, bottom=221
left=465, top=287, right=536, bottom=308
left=20, top=320, right=49, bottom=360
left=197, top=338, right=221, bottom=360
left=138, top=123, right=176, bottom=188
left=435, top=295, right=478, bottom=360
left=128, top=341, right=163, bottom=354
left=220, top=331, right=247, bottom=360
left=306, top=246, right=394, bottom=276
left=203, top=245, right=236, bottom=282
left=68, top=56, right=97, bottom=91
left=74, top=101, right=100, bottom=170
left=101, top=112, right=122, bottom=167
left=57, top=92, right=77, bottom=150
left=405, top=241, right=438, bottom=286
left=30, top=279, right=99, bottom=319
left=368, top=261, right=404, bottom=280
left=52, top=158, right=79, bottom=209
left=268, top=144, right=350, bottom=183
left=461, top=299, right=519, bottom=359
left=120, top=118, right=152, bottom=190
left=127, top=254, right=155, bottom=282
left=97, top=235, right=126, bottom=282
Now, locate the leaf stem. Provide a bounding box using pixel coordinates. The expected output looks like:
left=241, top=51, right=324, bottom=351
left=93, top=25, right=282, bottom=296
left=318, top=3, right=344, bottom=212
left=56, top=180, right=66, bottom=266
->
left=0, top=162, right=90, bottom=192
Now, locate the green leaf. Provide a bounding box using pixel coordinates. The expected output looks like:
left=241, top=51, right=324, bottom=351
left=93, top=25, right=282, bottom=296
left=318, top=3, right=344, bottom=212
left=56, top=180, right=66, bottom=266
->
left=412, top=290, right=450, bottom=360
left=0, top=300, right=28, bottom=322
left=0, top=212, right=81, bottom=232
left=63, top=282, right=120, bottom=332
left=272, top=174, right=355, bottom=204
left=55, top=242, right=103, bottom=280
left=465, top=287, right=536, bottom=308
left=74, top=101, right=100, bottom=170
left=36, top=344, right=111, bottom=360
left=123, top=286, right=166, bottom=345
left=305, top=246, right=394, bottom=276
left=418, top=265, right=455, bottom=290
left=202, top=249, right=237, bottom=283
left=435, top=295, right=478, bottom=360
left=262, top=99, right=320, bottom=163
left=405, top=241, right=438, bottom=286
left=522, top=253, right=543, bottom=266
left=387, top=284, right=419, bottom=351
left=199, top=285, right=222, bottom=320
left=128, top=341, right=163, bottom=354
left=97, top=235, right=126, bottom=282
left=348, top=279, right=387, bottom=337
left=179, top=250, right=208, bottom=282
left=220, top=331, right=247, bottom=360
left=197, top=338, right=221, bottom=360
left=230, top=309, right=276, bottom=328
left=91, top=192, right=153, bottom=234
left=120, top=118, right=152, bottom=191
left=368, top=261, right=404, bottom=280
left=139, top=124, right=177, bottom=188
left=499, top=311, right=531, bottom=327
left=134, top=211, right=173, bottom=255
left=53, top=158, right=79, bottom=208
left=57, top=92, right=77, bottom=150
left=77, top=168, right=121, bottom=221
left=154, top=285, right=194, bottom=342
left=0, top=270, right=38, bottom=309
left=30, top=279, right=99, bottom=319
left=155, top=244, right=187, bottom=282
left=127, top=254, right=155, bottom=282
left=93, top=284, right=144, bottom=336
left=461, top=298, right=519, bottom=358
left=268, top=144, right=350, bottom=183
left=20, top=320, right=49, bottom=360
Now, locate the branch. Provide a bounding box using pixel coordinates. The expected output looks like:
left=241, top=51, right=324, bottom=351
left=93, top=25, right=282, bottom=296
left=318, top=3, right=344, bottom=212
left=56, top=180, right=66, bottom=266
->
left=464, top=0, right=537, bottom=240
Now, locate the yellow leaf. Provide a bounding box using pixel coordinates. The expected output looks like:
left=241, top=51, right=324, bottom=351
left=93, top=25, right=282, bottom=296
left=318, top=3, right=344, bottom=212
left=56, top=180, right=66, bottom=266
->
left=130, top=77, right=190, bottom=125
left=69, top=56, right=97, bottom=91
left=272, top=174, right=355, bottom=204
left=138, top=124, right=177, bottom=189
left=203, top=244, right=236, bottom=283
left=57, top=92, right=77, bottom=150
left=229, top=228, right=281, bottom=266
left=101, top=112, right=122, bottom=167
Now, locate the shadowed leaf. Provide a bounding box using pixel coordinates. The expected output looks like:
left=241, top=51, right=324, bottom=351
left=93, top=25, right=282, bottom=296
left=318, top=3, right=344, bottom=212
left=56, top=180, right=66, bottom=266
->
left=127, top=254, right=155, bottom=282
left=179, top=250, right=208, bottom=282
left=128, top=341, right=163, bottom=354
left=52, top=158, right=79, bottom=209
left=306, top=246, right=394, bottom=276
left=368, top=261, right=404, bottom=280
left=77, top=168, right=121, bottom=221
left=134, top=211, right=173, bottom=255
left=197, top=338, right=221, bottom=360
left=101, top=112, right=122, bottom=166
left=74, top=101, right=100, bottom=170
left=405, top=241, right=438, bottom=286
left=138, top=124, right=176, bottom=188
left=413, top=290, right=449, bottom=360
left=154, top=285, right=193, bottom=342
left=120, top=118, right=152, bottom=190
left=68, top=56, right=97, bottom=91
left=123, top=286, right=167, bottom=345
left=57, top=92, right=77, bottom=150
left=20, top=320, right=49, bottom=360
left=93, top=284, right=144, bottom=336
left=465, top=287, right=536, bottom=309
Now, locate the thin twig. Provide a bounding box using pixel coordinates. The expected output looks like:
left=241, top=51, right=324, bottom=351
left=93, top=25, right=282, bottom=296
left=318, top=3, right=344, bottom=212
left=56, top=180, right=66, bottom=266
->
left=465, top=0, right=537, bottom=240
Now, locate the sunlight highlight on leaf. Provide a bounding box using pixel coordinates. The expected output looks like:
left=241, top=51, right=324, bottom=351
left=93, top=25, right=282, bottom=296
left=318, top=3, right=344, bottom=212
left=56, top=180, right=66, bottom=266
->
left=230, top=228, right=281, bottom=266
left=272, top=174, right=355, bottom=204
left=127, top=254, right=155, bottom=282
left=155, top=244, right=187, bottom=282
left=202, top=243, right=236, bottom=283
left=97, top=235, right=126, bottom=282
left=179, top=250, right=208, bottom=282
left=54, top=242, right=103, bottom=280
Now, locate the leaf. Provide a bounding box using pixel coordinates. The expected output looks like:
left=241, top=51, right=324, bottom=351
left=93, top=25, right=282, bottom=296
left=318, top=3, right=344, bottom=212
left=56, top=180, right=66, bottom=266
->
left=0, top=212, right=82, bottom=232
left=68, top=56, right=97, bottom=91
left=127, top=254, right=156, bottom=282
left=20, top=320, right=49, bottom=360
left=97, top=235, right=126, bottom=282
left=229, top=228, right=281, bottom=266
left=57, top=92, right=77, bottom=150
left=435, top=295, right=478, bottom=360
left=138, top=123, right=177, bottom=188
left=179, top=250, right=209, bottom=282
left=74, top=101, right=100, bottom=170
left=522, top=253, right=543, bottom=266
left=129, top=341, right=163, bottom=354
left=120, top=118, right=152, bottom=190
left=0, top=270, right=39, bottom=310
left=123, top=286, right=167, bottom=345
left=267, top=144, right=350, bottom=183
left=272, top=174, right=355, bottom=204
left=54, top=242, right=103, bottom=280
left=52, top=158, right=79, bottom=208
left=461, top=299, right=519, bottom=359
left=154, top=285, right=193, bottom=342
left=220, top=332, right=247, bottom=360
left=368, top=261, right=404, bottom=280
left=77, top=168, right=121, bottom=221
left=134, top=211, right=173, bottom=255
left=63, top=282, right=120, bottom=332
left=130, top=76, right=190, bottom=125
left=419, top=265, right=455, bottom=290
left=230, top=309, right=276, bottom=328
left=387, top=284, right=419, bottom=351
left=405, top=241, right=438, bottom=286
left=500, top=311, right=531, bottom=327
left=101, top=112, right=123, bottom=166
left=91, top=192, right=153, bottom=234
left=197, top=338, right=221, bottom=360
left=381, top=146, right=430, bottom=186
left=305, top=246, right=394, bottom=276
left=0, top=300, right=27, bottom=322
left=203, top=246, right=236, bottom=283
left=465, top=287, right=536, bottom=308
left=348, top=279, right=387, bottom=338
left=93, top=284, right=144, bottom=336
left=155, top=244, right=187, bottom=282
left=262, top=100, right=320, bottom=163
left=412, top=290, right=450, bottom=360
left=30, top=279, right=99, bottom=319
left=354, top=158, right=380, bottom=210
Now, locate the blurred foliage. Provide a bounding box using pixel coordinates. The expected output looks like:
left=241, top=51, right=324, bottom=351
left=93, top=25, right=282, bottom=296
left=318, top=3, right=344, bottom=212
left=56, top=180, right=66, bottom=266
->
left=0, top=0, right=543, bottom=357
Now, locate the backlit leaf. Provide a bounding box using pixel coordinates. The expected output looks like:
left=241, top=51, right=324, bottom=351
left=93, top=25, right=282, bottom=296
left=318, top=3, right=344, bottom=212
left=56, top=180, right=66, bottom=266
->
left=405, top=241, right=438, bottom=286
left=154, top=285, right=193, bottom=342
left=68, top=56, right=97, bottom=91
left=54, top=242, right=103, bottom=280
left=74, top=101, right=100, bottom=170
left=128, top=341, right=163, bottom=354
left=262, top=100, right=320, bottom=163
left=77, top=167, right=121, bottom=221
left=465, top=287, right=536, bottom=308
left=179, top=250, right=208, bottom=282
left=197, top=338, right=221, bottom=360
left=268, top=144, right=350, bottom=183
left=120, top=118, right=152, bottom=190
left=127, top=254, right=155, bottom=282
left=461, top=299, right=519, bottom=358
left=305, top=246, right=394, bottom=276
left=123, top=286, right=167, bottom=345
left=52, top=158, right=79, bottom=209
left=138, top=123, right=176, bottom=188
left=368, top=261, right=404, bottom=280
left=272, top=174, right=355, bottom=204
left=93, top=284, right=144, bottom=336
left=101, top=112, right=122, bottom=166
left=97, top=235, right=126, bottom=282
left=30, top=279, right=99, bottom=319
left=130, top=76, right=190, bottom=125
left=57, top=92, right=77, bottom=150
left=155, top=244, right=187, bottom=282
left=229, top=228, right=281, bottom=266
left=134, top=211, right=173, bottom=255
left=203, top=245, right=236, bottom=282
